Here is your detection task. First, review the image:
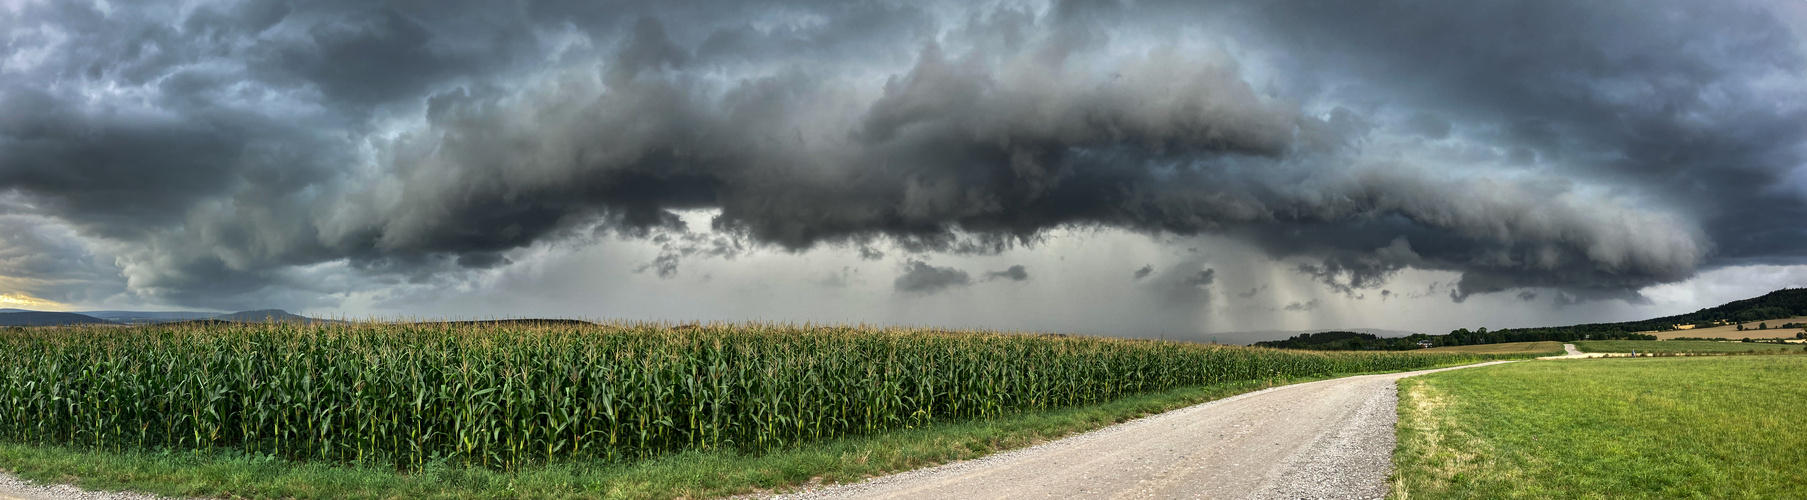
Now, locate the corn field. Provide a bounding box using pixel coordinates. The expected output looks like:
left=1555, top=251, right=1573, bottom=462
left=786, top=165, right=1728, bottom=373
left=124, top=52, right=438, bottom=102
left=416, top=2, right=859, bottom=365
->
left=0, top=321, right=1517, bottom=470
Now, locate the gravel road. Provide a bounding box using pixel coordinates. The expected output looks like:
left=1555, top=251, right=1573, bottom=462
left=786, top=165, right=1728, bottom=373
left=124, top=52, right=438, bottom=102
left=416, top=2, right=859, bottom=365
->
left=0, top=473, right=178, bottom=500
left=1540, top=343, right=1627, bottom=359
left=774, top=361, right=1517, bottom=500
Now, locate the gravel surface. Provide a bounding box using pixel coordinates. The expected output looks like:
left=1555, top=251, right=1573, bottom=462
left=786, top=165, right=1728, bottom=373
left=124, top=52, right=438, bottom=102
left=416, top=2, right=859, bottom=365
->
left=1251, top=381, right=1398, bottom=500
left=0, top=472, right=181, bottom=500
left=770, top=361, right=1517, bottom=500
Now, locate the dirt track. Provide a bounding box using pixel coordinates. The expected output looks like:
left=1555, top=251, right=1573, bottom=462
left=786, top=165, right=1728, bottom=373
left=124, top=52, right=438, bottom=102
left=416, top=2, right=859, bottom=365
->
left=777, top=361, right=1517, bottom=500
left=1540, top=343, right=1629, bottom=359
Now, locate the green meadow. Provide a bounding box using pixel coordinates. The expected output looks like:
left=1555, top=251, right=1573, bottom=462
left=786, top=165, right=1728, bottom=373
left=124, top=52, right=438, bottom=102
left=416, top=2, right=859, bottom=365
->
left=1392, top=356, right=1807, bottom=499
left=1574, top=340, right=1804, bottom=354
left=1417, top=341, right=1565, bottom=355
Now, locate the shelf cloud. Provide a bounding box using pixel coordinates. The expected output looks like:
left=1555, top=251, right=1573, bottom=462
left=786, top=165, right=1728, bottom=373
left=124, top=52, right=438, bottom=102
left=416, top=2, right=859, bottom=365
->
left=0, top=0, right=1801, bottom=321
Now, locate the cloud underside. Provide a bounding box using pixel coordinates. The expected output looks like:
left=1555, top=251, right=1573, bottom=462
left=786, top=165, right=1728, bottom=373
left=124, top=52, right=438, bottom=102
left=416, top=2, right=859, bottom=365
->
left=894, top=262, right=1029, bottom=294
left=2, top=0, right=1801, bottom=309
left=894, top=260, right=970, bottom=294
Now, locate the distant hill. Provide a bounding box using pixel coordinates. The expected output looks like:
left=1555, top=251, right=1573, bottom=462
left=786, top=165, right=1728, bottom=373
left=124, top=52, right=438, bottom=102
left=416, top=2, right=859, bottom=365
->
left=0, top=312, right=116, bottom=326
left=213, top=309, right=319, bottom=322
left=1246, top=288, right=1807, bottom=350
left=81, top=310, right=219, bottom=323
left=1452, top=288, right=1807, bottom=344
left=1636, top=288, right=1807, bottom=328
left=1, top=308, right=329, bottom=325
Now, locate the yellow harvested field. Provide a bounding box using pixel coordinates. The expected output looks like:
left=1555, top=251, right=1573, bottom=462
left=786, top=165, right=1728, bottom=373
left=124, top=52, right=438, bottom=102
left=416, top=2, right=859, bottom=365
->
left=1419, top=341, right=1564, bottom=354
left=1638, top=316, right=1807, bottom=340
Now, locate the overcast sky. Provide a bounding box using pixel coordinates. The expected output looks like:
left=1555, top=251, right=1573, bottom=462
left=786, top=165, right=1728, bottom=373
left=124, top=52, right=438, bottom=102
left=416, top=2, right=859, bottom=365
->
left=3, top=0, right=1806, bottom=342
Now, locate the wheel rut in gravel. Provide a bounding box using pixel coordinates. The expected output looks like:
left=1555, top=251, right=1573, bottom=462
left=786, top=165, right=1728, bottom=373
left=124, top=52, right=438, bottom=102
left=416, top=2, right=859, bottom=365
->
left=775, top=361, right=1517, bottom=500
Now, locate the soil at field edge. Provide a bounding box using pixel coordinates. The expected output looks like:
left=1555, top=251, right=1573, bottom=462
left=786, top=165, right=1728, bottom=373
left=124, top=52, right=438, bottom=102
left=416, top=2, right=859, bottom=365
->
left=769, top=361, right=1516, bottom=500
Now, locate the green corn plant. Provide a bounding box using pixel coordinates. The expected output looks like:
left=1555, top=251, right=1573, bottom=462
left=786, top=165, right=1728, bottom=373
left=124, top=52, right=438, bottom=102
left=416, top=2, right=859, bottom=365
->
left=0, top=320, right=1516, bottom=471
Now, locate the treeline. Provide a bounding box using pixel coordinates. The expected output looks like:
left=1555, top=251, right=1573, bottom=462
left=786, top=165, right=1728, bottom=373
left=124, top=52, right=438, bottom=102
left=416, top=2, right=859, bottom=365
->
left=1434, top=326, right=1655, bottom=346
left=1253, top=331, right=1433, bottom=351
left=1256, top=326, right=1656, bottom=351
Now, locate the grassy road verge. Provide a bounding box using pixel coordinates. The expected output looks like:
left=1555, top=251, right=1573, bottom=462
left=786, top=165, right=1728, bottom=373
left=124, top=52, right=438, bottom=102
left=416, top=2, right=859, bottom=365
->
left=1392, top=356, right=1807, bottom=499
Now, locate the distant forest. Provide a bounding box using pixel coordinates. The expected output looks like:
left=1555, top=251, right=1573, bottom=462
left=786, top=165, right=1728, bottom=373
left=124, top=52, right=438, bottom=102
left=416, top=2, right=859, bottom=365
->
left=1252, top=331, right=1428, bottom=351
left=1255, top=288, right=1807, bottom=350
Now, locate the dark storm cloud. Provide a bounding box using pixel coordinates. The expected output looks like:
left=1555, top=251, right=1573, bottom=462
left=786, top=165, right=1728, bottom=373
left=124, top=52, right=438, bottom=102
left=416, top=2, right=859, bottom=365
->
left=0, top=216, right=124, bottom=304
left=632, top=224, right=751, bottom=279
left=1142, top=260, right=1217, bottom=305
left=0, top=0, right=1798, bottom=308
left=817, top=266, right=860, bottom=288
left=1291, top=236, right=1418, bottom=297
left=261, top=4, right=538, bottom=106
left=985, top=265, right=1030, bottom=282
left=1133, top=264, right=1153, bottom=280
left=1187, top=269, right=1216, bottom=287
left=1218, top=0, right=1807, bottom=262
left=1401, top=114, right=1452, bottom=140
left=893, top=260, right=970, bottom=294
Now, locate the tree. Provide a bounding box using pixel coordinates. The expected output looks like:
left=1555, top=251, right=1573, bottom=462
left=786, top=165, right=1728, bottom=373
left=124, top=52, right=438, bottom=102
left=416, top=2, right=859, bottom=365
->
left=1760, top=322, right=1769, bottom=330
left=1738, top=324, right=1745, bottom=331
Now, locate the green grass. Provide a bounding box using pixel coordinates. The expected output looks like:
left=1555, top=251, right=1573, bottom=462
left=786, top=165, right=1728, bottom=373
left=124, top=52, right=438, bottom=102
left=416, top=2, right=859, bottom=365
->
left=1418, top=341, right=1565, bottom=355
left=1574, top=340, right=1805, bottom=354
left=0, top=375, right=1329, bottom=499
left=1392, top=356, right=1807, bottom=499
